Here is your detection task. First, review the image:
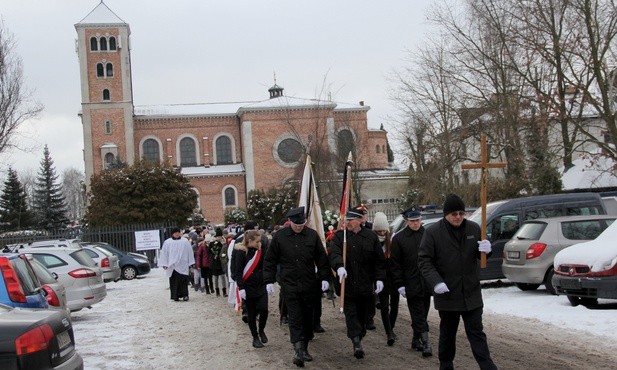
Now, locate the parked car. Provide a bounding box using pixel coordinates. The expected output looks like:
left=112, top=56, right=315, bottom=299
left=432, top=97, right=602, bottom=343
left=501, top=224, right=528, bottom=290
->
left=80, top=244, right=121, bottom=282
left=502, top=215, right=616, bottom=294
left=9, top=239, right=81, bottom=250
left=27, top=256, right=70, bottom=314
left=553, top=219, right=617, bottom=307
left=14, top=246, right=107, bottom=312
left=0, top=253, right=48, bottom=309
left=0, top=302, right=83, bottom=369
left=90, top=242, right=151, bottom=280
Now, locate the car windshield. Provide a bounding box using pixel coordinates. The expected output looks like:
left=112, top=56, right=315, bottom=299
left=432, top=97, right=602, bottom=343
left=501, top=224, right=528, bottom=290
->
left=10, top=256, right=40, bottom=295
left=513, top=222, right=547, bottom=240
left=69, top=249, right=97, bottom=267
left=29, top=258, right=56, bottom=284
left=467, top=201, right=508, bottom=224
left=93, top=246, right=113, bottom=257
left=100, top=244, right=125, bottom=256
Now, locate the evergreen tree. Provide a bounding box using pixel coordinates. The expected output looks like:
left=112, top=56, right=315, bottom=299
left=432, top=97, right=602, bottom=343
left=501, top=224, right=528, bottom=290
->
left=32, top=145, right=68, bottom=229
left=86, top=160, right=197, bottom=226
left=0, top=167, right=34, bottom=230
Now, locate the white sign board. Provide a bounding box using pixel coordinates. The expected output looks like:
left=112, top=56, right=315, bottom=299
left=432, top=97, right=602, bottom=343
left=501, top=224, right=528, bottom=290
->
left=135, top=230, right=161, bottom=251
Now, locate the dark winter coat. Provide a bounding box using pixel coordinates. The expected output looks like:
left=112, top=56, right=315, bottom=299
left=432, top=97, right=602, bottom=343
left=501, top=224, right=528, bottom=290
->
left=329, top=226, right=387, bottom=298
left=418, top=218, right=487, bottom=311
left=263, top=226, right=330, bottom=296
left=208, top=240, right=226, bottom=275
left=390, top=225, right=428, bottom=297
left=234, top=243, right=267, bottom=299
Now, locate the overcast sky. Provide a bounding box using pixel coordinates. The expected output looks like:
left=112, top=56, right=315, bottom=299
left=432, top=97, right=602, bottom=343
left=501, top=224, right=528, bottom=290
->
left=0, top=0, right=435, bottom=178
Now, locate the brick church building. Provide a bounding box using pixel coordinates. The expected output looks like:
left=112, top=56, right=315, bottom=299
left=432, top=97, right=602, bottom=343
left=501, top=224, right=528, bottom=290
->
left=75, top=2, right=402, bottom=224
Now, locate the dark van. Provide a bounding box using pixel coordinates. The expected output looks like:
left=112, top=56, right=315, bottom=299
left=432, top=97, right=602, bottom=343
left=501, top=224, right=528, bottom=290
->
left=466, top=193, right=606, bottom=280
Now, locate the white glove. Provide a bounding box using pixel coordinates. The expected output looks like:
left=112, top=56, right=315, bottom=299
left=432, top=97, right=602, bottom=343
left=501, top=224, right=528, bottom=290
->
left=375, top=280, right=384, bottom=294
left=266, top=284, right=274, bottom=295
left=398, top=286, right=406, bottom=298
left=337, top=267, right=347, bottom=283
left=239, top=289, right=246, bottom=300
left=434, top=282, right=450, bottom=294
left=321, top=280, right=329, bottom=292
left=478, top=239, right=492, bottom=253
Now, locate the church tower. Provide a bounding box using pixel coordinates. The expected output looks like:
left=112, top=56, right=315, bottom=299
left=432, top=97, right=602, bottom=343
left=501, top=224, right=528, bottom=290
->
left=75, top=1, right=135, bottom=185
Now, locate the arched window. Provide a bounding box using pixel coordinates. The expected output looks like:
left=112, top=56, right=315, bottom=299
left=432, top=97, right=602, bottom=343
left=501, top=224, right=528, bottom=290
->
left=90, top=37, right=98, bottom=51
left=180, top=137, right=197, bottom=167
left=106, top=63, right=113, bottom=77
left=104, top=120, right=112, bottom=134
left=216, top=136, right=233, bottom=165
left=337, top=129, right=355, bottom=158
left=224, top=187, right=236, bottom=206
left=100, top=37, right=107, bottom=51
left=96, top=63, right=104, bottom=77
left=382, top=145, right=386, bottom=154
left=104, top=153, right=115, bottom=168
left=376, top=145, right=380, bottom=153
left=103, top=89, right=110, bottom=101
left=143, top=139, right=160, bottom=162
left=109, top=37, right=117, bottom=50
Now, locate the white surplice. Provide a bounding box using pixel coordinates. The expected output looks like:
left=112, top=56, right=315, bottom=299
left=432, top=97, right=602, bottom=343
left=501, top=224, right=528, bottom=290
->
left=158, top=237, right=195, bottom=278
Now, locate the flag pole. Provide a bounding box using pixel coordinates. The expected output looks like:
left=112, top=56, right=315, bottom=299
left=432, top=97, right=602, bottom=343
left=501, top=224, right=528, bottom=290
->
left=339, top=152, right=353, bottom=313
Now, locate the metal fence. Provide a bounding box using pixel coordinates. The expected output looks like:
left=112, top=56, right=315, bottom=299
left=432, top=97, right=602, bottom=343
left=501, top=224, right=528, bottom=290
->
left=0, top=222, right=175, bottom=264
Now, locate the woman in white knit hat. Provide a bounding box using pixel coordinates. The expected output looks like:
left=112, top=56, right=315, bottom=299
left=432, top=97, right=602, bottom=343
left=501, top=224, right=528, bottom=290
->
left=372, top=212, right=399, bottom=346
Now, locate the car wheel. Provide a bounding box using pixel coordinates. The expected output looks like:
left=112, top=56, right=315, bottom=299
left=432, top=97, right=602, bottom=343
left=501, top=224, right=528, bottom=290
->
left=515, top=283, right=540, bottom=291
left=567, top=295, right=580, bottom=306
left=580, top=297, right=598, bottom=308
left=544, top=268, right=557, bottom=295
left=122, top=266, right=137, bottom=280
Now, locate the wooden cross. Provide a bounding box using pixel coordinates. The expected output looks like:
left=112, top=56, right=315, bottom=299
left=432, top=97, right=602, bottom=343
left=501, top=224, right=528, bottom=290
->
left=461, top=133, right=507, bottom=268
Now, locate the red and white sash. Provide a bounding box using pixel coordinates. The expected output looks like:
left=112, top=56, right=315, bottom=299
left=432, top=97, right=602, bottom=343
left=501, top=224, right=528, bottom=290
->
left=242, top=248, right=261, bottom=283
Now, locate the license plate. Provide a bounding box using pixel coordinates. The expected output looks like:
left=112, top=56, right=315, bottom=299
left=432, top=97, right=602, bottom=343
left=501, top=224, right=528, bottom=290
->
left=559, top=279, right=581, bottom=290
left=56, top=330, right=71, bottom=349
left=507, top=251, right=520, bottom=259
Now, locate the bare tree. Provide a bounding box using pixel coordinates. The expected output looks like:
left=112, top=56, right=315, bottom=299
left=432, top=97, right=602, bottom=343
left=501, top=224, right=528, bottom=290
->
left=0, top=21, right=43, bottom=155
left=62, top=167, right=85, bottom=222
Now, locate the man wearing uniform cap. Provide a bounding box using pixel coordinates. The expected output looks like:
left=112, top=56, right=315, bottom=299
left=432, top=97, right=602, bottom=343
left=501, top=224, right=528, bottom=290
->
left=264, top=206, right=331, bottom=367
left=329, top=206, right=387, bottom=359
left=418, top=194, right=497, bottom=370
left=391, top=206, right=433, bottom=357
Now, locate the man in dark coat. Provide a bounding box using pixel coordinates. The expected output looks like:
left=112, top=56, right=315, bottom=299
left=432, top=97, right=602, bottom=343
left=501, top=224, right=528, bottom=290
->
left=391, top=206, right=432, bottom=357
left=418, top=194, right=497, bottom=370
left=329, top=207, right=387, bottom=359
left=263, top=207, right=331, bottom=368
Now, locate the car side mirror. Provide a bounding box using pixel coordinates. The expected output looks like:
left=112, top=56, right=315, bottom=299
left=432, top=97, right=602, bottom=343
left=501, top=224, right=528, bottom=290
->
left=52, top=272, right=59, bottom=280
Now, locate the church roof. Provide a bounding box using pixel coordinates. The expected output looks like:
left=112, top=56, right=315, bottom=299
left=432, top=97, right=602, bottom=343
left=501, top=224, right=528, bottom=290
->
left=134, top=96, right=369, bottom=118
left=76, top=1, right=127, bottom=27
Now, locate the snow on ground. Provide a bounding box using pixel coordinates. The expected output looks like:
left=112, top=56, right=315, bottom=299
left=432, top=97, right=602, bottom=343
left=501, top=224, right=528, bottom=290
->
left=70, top=268, right=617, bottom=369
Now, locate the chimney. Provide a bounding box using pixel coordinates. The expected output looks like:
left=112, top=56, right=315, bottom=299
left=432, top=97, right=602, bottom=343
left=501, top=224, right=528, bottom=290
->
left=359, top=101, right=364, bottom=106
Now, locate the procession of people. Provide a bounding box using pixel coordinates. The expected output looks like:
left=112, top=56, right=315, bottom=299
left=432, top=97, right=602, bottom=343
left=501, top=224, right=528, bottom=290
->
left=159, top=193, right=497, bottom=369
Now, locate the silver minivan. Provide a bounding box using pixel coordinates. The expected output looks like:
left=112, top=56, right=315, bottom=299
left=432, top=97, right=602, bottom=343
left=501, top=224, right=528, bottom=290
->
left=502, top=215, right=616, bottom=294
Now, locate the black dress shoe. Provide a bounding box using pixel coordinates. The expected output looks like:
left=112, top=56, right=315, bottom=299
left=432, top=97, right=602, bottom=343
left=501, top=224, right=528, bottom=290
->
left=313, top=325, right=325, bottom=333
left=387, top=331, right=396, bottom=346
left=182, top=296, right=189, bottom=301
left=252, top=337, right=264, bottom=348
left=259, top=330, right=268, bottom=344
left=365, top=321, right=376, bottom=330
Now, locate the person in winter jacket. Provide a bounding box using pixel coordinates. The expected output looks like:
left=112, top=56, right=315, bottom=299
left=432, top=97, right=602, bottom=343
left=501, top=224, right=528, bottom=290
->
left=391, top=206, right=433, bottom=357
left=371, top=212, right=399, bottom=347
left=418, top=194, right=497, bottom=370
left=263, top=207, right=331, bottom=368
left=234, top=230, right=269, bottom=349
left=196, top=235, right=213, bottom=294
left=329, top=207, right=386, bottom=360
left=208, top=228, right=228, bottom=297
